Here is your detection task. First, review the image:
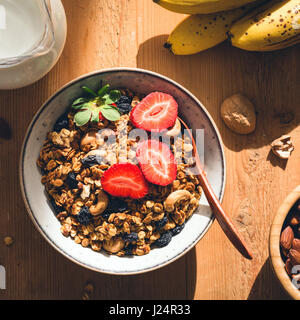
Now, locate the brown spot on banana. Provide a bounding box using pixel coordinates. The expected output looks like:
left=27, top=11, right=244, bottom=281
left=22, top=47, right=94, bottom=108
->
left=230, top=0, right=300, bottom=51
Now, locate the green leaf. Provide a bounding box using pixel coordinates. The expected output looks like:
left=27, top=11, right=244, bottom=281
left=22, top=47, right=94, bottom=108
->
left=81, top=86, right=98, bottom=97
left=109, top=90, right=121, bottom=102
left=97, top=84, right=110, bottom=97
left=100, top=106, right=121, bottom=121
left=74, top=109, right=92, bottom=126
left=106, top=104, right=119, bottom=111
left=72, top=97, right=88, bottom=109
left=101, top=93, right=113, bottom=105
left=91, top=110, right=100, bottom=122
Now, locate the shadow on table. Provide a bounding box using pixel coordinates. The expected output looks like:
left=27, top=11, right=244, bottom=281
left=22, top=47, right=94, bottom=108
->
left=136, top=35, right=300, bottom=154
left=100, top=247, right=197, bottom=300
left=60, top=245, right=197, bottom=300
left=247, top=257, right=291, bottom=300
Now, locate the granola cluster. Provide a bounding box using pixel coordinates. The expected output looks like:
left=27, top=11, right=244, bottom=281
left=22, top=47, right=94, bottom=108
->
left=37, top=90, right=202, bottom=256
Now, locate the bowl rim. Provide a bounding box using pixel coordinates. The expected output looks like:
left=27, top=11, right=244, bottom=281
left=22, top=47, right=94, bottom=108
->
left=19, top=67, right=226, bottom=275
left=269, top=185, right=300, bottom=300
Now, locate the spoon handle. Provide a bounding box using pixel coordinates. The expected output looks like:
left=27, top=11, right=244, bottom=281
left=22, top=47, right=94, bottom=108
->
left=178, top=117, right=253, bottom=260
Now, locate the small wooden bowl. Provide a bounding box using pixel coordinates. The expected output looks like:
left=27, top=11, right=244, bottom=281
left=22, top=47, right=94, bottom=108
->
left=269, top=185, right=300, bottom=300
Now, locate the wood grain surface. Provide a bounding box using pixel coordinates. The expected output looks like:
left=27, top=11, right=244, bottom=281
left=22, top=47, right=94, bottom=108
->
left=0, top=0, right=299, bottom=300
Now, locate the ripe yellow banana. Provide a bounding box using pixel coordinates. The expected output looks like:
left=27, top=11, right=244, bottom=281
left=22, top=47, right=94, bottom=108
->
left=165, top=2, right=264, bottom=55
left=153, top=0, right=257, bottom=14
left=229, top=0, right=300, bottom=51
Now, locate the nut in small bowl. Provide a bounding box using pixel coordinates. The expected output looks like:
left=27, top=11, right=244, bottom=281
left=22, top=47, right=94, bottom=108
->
left=270, top=185, right=300, bottom=300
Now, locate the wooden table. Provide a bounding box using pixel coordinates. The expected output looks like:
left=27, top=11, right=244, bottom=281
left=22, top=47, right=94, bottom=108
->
left=0, top=0, right=299, bottom=300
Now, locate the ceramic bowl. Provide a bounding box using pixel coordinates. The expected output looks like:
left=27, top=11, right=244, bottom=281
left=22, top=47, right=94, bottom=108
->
left=20, top=68, right=226, bottom=275
left=269, top=185, right=300, bottom=300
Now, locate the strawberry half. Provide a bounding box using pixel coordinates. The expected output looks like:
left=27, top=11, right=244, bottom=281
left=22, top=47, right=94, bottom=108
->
left=101, top=163, right=148, bottom=199
left=130, top=92, right=178, bottom=132
left=136, top=140, right=177, bottom=186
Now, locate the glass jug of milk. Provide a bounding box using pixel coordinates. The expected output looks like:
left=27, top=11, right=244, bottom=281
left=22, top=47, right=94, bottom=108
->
left=0, top=0, right=67, bottom=89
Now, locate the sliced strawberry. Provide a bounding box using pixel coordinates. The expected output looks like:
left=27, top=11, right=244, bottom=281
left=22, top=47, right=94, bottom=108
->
left=130, top=92, right=178, bottom=132
left=136, top=140, right=177, bottom=186
left=101, top=163, right=148, bottom=199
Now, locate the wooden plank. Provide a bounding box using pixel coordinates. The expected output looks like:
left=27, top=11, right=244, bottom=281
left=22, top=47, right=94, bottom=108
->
left=0, top=0, right=299, bottom=299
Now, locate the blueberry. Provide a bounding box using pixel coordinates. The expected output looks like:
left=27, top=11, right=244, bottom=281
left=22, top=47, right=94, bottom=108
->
left=117, top=95, right=132, bottom=105
left=65, top=172, right=78, bottom=189
left=105, top=198, right=128, bottom=214
left=124, top=243, right=135, bottom=256
left=102, top=198, right=128, bottom=220
left=53, top=112, right=69, bottom=132
left=171, top=222, right=185, bottom=236
left=81, top=155, right=102, bottom=167
left=117, top=103, right=132, bottom=114
left=77, top=206, right=93, bottom=225
left=49, top=197, right=63, bottom=216
left=123, top=232, right=138, bottom=243
left=154, top=231, right=172, bottom=248
left=154, top=215, right=168, bottom=230
left=116, top=95, right=132, bottom=114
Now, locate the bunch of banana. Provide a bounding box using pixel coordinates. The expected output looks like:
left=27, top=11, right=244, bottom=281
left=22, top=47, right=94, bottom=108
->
left=155, top=0, right=300, bottom=54
left=229, top=0, right=300, bottom=51
left=165, top=3, right=262, bottom=55
left=153, top=0, right=257, bottom=14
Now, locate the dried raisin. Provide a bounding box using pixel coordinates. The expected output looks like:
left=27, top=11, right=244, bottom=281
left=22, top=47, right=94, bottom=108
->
left=154, top=231, right=172, bottom=248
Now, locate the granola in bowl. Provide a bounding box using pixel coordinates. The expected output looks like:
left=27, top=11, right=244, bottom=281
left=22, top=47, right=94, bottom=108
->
left=37, top=83, right=202, bottom=257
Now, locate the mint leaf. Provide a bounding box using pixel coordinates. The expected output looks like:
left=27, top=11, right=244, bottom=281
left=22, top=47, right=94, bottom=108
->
left=72, top=97, right=88, bottom=109
left=74, top=109, right=92, bottom=126
left=109, top=90, right=121, bottom=102
left=91, top=110, right=100, bottom=122
left=102, top=93, right=114, bottom=105
left=100, top=106, right=121, bottom=121
left=107, top=104, right=119, bottom=111
left=72, top=83, right=122, bottom=126
left=81, top=86, right=98, bottom=97
left=97, top=84, right=110, bottom=97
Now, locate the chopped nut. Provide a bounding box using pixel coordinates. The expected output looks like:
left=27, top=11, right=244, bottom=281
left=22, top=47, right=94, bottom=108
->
left=271, top=135, right=294, bottom=159
left=165, top=118, right=181, bottom=137
left=83, top=281, right=94, bottom=295
left=103, top=237, right=125, bottom=253
left=4, top=236, right=14, bottom=246
left=80, top=184, right=91, bottom=200
left=164, top=190, right=192, bottom=212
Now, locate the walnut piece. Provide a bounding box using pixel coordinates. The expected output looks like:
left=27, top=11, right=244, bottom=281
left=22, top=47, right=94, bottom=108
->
left=271, top=134, right=294, bottom=159
left=220, top=93, right=256, bottom=135
left=4, top=236, right=14, bottom=246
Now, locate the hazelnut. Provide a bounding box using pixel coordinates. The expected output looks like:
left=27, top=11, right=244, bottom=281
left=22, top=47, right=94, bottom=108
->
left=220, top=93, right=256, bottom=134
left=271, top=135, right=294, bottom=159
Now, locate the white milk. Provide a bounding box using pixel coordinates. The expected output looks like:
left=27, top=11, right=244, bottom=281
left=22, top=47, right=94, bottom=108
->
left=0, top=0, right=45, bottom=59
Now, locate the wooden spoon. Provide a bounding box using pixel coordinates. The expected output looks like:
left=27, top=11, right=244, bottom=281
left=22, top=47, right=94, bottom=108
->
left=178, top=117, right=253, bottom=260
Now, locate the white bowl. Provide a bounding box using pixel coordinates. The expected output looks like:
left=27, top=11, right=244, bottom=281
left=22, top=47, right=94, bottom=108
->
left=19, top=68, right=226, bottom=275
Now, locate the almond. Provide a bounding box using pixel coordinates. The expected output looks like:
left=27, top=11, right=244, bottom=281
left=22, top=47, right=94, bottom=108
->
left=280, top=226, right=294, bottom=250
left=292, top=238, right=300, bottom=252
left=290, top=213, right=300, bottom=226
left=289, top=249, right=300, bottom=265
left=281, top=247, right=290, bottom=257
left=285, top=258, right=293, bottom=275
